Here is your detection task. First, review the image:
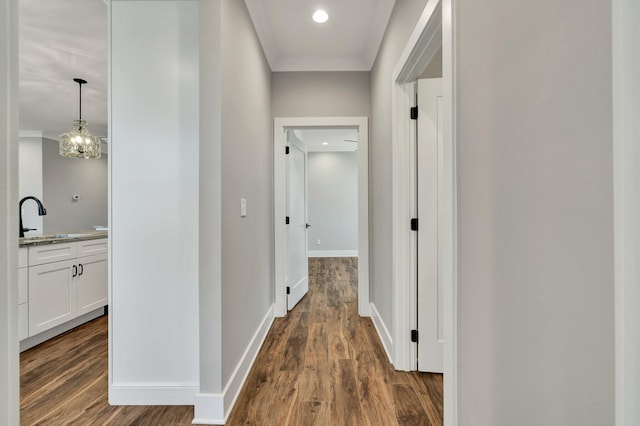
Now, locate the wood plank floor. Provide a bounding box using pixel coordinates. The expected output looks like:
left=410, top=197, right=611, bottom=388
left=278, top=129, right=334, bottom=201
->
left=20, top=257, right=443, bottom=425
left=226, top=257, right=443, bottom=425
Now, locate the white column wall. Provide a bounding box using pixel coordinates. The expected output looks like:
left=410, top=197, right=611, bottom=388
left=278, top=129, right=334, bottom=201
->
left=110, top=0, right=200, bottom=404
left=0, top=0, right=19, bottom=423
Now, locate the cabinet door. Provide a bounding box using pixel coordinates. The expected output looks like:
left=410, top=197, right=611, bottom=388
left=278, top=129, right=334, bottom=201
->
left=76, top=254, right=108, bottom=316
left=29, top=259, right=76, bottom=336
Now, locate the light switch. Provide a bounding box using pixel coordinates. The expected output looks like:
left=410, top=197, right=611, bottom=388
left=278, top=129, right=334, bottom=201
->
left=240, top=198, right=247, bottom=217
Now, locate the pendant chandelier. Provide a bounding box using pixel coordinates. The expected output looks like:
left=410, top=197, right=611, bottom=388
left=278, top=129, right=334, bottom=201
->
left=59, top=78, right=101, bottom=159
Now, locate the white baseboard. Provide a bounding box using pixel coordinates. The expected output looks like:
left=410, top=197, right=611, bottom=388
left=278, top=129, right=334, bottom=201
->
left=193, top=304, right=275, bottom=424
left=109, top=385, right=199, bottom=406
left=20, top=307, right=106, bottom=352
left=308, top=250, right=358, bottom=258
left=370, top=303, right=393, bottom=364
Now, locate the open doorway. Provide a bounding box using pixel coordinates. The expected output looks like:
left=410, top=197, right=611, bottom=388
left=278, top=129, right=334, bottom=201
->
left=284, top=127, right=360, bottom=311
left=274, top=117, right=369, bottom=318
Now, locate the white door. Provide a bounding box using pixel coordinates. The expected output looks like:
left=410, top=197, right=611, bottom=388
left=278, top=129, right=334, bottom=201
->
left=286, top=137, right=309, bottom=310
left=417, top=78, right=444, bottom=373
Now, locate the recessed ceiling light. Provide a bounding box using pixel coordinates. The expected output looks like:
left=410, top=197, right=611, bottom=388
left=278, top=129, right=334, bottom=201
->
left=312, top=9, right=329, bottom=24
left=322, top=142, right=329, bottom=145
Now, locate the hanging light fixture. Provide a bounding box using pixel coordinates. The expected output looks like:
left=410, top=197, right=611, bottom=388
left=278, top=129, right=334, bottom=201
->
left=59, top=78, right=101, bottom=159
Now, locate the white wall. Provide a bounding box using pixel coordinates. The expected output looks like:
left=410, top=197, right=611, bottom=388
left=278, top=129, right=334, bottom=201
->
left=307, top=152, right=358, bottom=255
left=272, top=71, right=370, bottom=117
left=42, top=138, right=107, bottom=233
left=370, top=0, right=429, bottom=351
left=18, top=133, right=43, bottom=236
left=0, top=0, right=19, bottom=423
left=455, top=0, right=614, bottom=424
left=613, top=0, right=640, bottom=424
left=110, top=0, right=200, bottom=404
left=220, top=0, right=273, bottom=388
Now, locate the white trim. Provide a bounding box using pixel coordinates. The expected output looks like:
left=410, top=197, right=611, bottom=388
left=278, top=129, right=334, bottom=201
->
left=391, top=81, right=417, bottom=371
left=193, top=305, right=274, bottom=424
left=370, top=303, right=393, bottom=364
left=274, top=116, right=370, bottom=318
left=109, top=386, right=199, bottom=406
left=391, top=0, right=459, bottom=423
left=613, top=0, right=640, bottom=424
left=308, top=250, right=358, bottom=258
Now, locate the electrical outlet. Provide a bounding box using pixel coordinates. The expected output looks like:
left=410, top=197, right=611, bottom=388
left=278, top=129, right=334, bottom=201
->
left=316, top=239, right=321, bottom=245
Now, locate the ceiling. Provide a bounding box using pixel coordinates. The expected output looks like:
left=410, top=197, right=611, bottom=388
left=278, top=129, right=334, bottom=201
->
left=19, top=0, right=108, bottom=141
left=245, top=0, right=396, bottom=71
left=18, top=0, right=394, bottom=140
left=293, top=128, right=358, bottom=152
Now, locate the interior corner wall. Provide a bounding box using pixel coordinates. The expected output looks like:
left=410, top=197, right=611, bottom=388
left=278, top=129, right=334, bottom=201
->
left=220, top=0, right=273, bottom=389
left=369, top=0, right=429, bottom=348
left=271, top=71, right=370, bottom=117
left=0, top=0, right=19, bottom=422
left=307, top=152, right=358, bottom=253
left=110, top=0, right=200, bottom=403
left=18, top=135, right=43, bottom=235
left=42, top=138, right=107, bottom=234
left=456, top=1, right=614, bottom=424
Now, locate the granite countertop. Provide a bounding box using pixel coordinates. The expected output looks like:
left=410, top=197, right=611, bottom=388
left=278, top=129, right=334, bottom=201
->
left=19, top=230, right=108, bottom=247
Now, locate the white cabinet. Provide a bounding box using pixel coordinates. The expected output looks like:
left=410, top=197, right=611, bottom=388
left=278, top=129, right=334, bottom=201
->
left=29, top=242, right=77, bottom=266
left=18, top=247, right=28, bottom=340
left=29, top=259, right=76, bottom=336
left=76, top=253, right=108, bottom=316
left=22, top=238, right=108, bottom=340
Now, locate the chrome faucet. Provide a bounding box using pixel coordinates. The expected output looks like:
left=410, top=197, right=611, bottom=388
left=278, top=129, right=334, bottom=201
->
left=19, top=196, right=47, bottom=237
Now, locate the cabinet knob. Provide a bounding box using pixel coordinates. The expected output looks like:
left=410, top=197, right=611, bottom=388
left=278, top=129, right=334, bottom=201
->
left=78, top=264, right=84, bottom=276
left=72, top=265, right=77, bottom=277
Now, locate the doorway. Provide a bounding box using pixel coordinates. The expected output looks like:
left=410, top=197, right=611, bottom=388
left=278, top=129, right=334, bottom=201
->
left=390, top=0, right=457, bottom=423
left=274, top=117, right=369, bottom=318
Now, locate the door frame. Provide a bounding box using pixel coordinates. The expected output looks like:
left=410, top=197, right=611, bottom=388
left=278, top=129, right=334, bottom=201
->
left=390, top=0, right=458, bottom=423
left=274, top=116, right=369, bottom=318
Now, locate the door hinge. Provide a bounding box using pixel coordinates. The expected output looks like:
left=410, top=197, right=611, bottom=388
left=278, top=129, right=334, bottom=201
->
left=411, top=329, right=419, bottom=343
left=285, top=146, right=290, bottom=154
left=410, top=106, right=418, bottom=120
left=285, top=216, right=290, bottom=224
left=411, top=218, right=419, bottom=231
left=286, top=286, right=291, bottom=295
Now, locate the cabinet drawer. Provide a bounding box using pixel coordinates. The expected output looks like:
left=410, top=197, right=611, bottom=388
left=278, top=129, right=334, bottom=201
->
left=19, top=267, right=28, bottom=304
left=19, top=247, right=28, bottom=268
left=78, top=239, right=107, bottom=257
left=29, top=242, right=77, bottom=266
left=19, top=303, right=28, bottom=341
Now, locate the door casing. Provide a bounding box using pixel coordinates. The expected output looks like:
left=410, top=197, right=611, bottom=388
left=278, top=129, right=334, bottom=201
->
left=274, top=116, right=369, bottom=318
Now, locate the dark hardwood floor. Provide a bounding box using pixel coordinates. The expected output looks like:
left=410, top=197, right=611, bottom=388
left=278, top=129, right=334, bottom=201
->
left=20, top=257, right=443, bottom=425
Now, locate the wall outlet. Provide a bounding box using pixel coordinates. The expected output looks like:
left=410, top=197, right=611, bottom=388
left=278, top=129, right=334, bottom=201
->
left=316, top=239, right=321, bottom=245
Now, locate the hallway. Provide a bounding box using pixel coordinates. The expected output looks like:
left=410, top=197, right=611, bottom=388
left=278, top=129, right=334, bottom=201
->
left=19, top=257, right=442, bottom=425
left=227, top=257, right=443, bottom=425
